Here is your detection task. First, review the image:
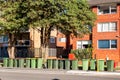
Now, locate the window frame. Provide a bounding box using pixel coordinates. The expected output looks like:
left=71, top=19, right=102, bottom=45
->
left=98, top=40, right=117, bottom=49
left=97, top=22, right=117, bottom=32
left=58, top=38, right=66, bottom=42
left=50, top=37, right=56, bottom=43
left=98, top=4, right=117, bottom=15
left=77, top=40, right=92, bottom=49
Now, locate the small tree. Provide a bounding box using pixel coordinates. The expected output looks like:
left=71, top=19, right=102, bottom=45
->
left=71, top=47, right=93, bottom=60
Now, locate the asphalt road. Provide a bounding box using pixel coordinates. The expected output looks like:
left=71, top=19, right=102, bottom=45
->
left=0, top=68, right=120, bottom=80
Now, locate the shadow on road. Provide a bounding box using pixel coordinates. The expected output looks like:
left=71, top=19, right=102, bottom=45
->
left=52, top=78, right=60, bottom=80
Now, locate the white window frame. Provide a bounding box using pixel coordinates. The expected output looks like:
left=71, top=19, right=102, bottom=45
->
left=98, top=4, right=117, bottom=15
left=77, top=40, right=91, bottom=49
left=59, top=38, right=66, bottom=42
left=97, top=22, right=117, bottom=32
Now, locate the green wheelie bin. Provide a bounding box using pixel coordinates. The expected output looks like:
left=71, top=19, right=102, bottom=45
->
left=107, top=60, right=114, bottom=71
left=97, top=59, right=104, bottom=71
left=90, top=59, right=96, bottom=70
left=82, top=59, right=89, bottom=71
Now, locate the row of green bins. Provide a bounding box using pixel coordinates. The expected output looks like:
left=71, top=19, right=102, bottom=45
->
left=82, top=59, right=114, bottom=71
left=29, top=58, right=43, bottom=68
left=47, top=59, right=78, bottom=70
left=3, top=58, right=43, bottom=69
left=82, top=59, right=104, bottom=71
left=47, top=59, right=64, bottom=69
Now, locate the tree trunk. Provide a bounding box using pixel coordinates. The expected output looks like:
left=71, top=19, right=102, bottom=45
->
left=65, top=34, right=71, bottom=58
left=7, top=33, right=16, bottom=59
left=7, top=46, right=15, bottom=58
left=41, top=45, right=49, bottom=64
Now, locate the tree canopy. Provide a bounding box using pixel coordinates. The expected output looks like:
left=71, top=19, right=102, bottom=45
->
left=0, top=0, right=96, bottom=58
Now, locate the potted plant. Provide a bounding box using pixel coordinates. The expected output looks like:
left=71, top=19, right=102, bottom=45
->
left=71, top=47, right=93, bottom=70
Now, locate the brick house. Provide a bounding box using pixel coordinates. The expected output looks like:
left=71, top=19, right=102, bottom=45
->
left=56, top=0, right=120, bottom=62
left=89, top=0, right=120, bottom=62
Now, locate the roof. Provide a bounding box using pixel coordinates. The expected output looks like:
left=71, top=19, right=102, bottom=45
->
left=88, top=0, right=120, bottom=6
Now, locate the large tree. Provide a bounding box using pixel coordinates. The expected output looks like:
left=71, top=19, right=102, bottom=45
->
left=0, top=0, right=96, bottom=59
left=0, top=0, right=61, bottom=58
left=55, top=0, right=96, bottom=56
left=0, top=0, right=30, bottom=58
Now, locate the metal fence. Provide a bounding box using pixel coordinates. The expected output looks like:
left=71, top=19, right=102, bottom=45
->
left=0, top=47, right=58, bottom=58
left=27, top=48, right=57, bottom=58
left=48, top=48, right=57, bottom=57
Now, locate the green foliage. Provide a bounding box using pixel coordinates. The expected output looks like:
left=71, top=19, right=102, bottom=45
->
left=56, top=0, right=96, bottom=37
left=0, top=0, right=29, bottom=33
left=71, top=47, right=93, bottom=60
left=0, top=0, right=96, bottom=45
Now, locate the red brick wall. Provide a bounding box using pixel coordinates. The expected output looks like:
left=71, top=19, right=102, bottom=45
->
left=92, top=5, right=120, bottom=62
left=72, top=34, right=91, bottom=50
left=56, top=4, right=120, bottom=62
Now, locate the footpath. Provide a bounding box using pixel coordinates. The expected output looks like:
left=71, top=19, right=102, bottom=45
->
left=0, top=68, right=120, bottom=76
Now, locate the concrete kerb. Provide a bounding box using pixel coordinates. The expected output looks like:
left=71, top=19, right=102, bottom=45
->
left=0, top=68, right=120, bottom=76
left=66, top=70, right=120, bottom=76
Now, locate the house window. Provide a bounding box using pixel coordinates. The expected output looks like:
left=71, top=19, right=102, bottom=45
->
left=0, top=35, right=8, bottom=43
left=59, top=38, right=66, bottom=42
left=50, top=37, right=55, bottom=43
left=98, top=4, right=117, bottom=14
left=3, top=35, right=8, bottom=43
left=98, top=40, right=117, bottom=49
left=77, top=40, right=91, bottom=49
left=98, top=22, right=117, bottom=32
left=0, top=36, right=3, bottom=43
